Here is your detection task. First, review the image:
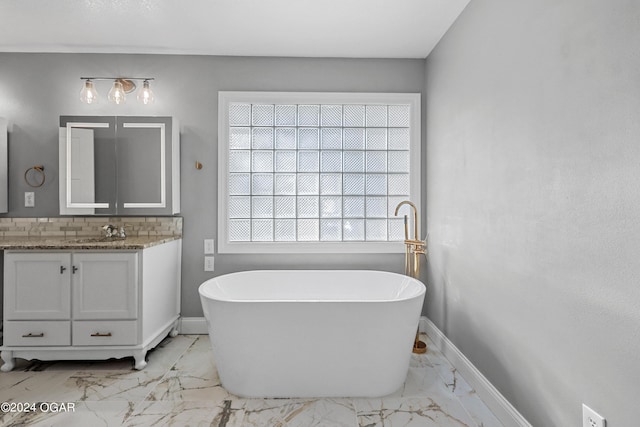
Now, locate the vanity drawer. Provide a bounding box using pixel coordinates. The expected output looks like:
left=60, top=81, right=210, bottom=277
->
left=4, top=321, right=71, bottom=346
left=72, top=320, right=137, bottom=346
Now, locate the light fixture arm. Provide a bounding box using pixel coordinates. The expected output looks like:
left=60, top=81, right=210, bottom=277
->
left=80, top=77, right=155, bottom=82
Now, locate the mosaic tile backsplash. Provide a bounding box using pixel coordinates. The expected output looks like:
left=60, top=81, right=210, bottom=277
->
left=0, top=217, right=182, bottom=239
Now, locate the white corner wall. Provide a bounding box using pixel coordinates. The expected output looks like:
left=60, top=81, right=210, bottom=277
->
left=425, top=1, right=640, bottom=426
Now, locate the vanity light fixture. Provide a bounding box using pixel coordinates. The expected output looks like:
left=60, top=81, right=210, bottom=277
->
left=137, top=79, right=155, bottom=105
left=79, top=77, right=156, bottom=105
left=108, top=79, right=127, bottom=104
left=79, top=79, right=99, bottom=104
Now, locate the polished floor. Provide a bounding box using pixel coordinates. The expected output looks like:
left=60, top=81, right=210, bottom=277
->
left=0, top=334, right=503, bottom=426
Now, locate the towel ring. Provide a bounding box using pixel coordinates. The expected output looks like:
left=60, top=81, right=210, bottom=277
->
left=24, top=165, right=46, bottom=188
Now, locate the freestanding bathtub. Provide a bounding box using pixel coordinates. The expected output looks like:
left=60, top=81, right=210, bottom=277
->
left=198, top=270, right=425, bottom=398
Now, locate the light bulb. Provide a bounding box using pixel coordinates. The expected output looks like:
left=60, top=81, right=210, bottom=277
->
left=79, top=79, right=99, bottom=104
left=137, top=79, right=155, bottom=104
left=108, top=80, right=126, bottom=104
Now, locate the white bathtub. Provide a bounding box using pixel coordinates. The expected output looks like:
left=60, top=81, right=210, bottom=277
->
left=198, top=270, right=425, bottom=398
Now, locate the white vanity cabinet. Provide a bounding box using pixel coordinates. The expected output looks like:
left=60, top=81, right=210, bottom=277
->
left=0, top=240, right=181, bottom=372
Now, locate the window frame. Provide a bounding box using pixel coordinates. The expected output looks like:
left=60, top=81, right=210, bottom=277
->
left=218, top=91, right=421, bottom=254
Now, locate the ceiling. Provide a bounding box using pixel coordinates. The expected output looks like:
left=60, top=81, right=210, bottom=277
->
left=0, top=0, right=469, bottom=59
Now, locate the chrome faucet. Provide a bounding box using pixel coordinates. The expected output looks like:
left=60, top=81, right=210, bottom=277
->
left=102, top=224, right=126, bottom=239
left=102, top=224, right=118, bottom=238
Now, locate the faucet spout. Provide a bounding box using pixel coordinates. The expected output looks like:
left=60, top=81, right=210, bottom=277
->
left=394, top=200, right=419, bottom=241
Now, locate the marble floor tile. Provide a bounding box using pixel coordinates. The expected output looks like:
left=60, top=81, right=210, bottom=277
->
left=0, top=333, right=504, bottom=427
left=354, top=397, right=475, bottom=427
left=0, top=370, right=76, bottom=402
left=423, top=336, right=503, bottom=427
left=125, top=401, right=222, bottom=427
left=143, top=334, right=199, bottom=372
left=166, top=334, right=217, bottom=373
left=146, top=335, right=230, bottom=403
left=146, top=368, right=231, bottom=403
left=238, top=398, right=357, bottom=427
left=4, top=401, right=133, bottom=427
left=56, top=369, right=168, bottom=402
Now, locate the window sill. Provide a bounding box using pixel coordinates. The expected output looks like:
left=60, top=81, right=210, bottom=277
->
left=217, top=241, right=406, bottom=254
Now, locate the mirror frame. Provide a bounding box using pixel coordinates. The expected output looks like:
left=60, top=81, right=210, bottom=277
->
left=120, top=122, right=167, bottom=209
left=65, top=122, right=111, bottom=209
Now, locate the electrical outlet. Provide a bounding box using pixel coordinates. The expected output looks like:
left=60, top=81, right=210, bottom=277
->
left=204, top=239, right=215, bottom=254
left=24, top=192, right=35, bottom=207
left=583, top=404, right=605, bottom=427
left=204, top=256, right=215, bottom=272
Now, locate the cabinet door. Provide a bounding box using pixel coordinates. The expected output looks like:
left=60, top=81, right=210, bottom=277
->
left=116, top=116, right=180, bottom=215
left=4, top=252, right=71, bottom=320
left=72, top=252, right=138, bottom=320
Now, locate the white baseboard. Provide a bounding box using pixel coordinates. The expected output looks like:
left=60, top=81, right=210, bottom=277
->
left=179, top=317, right=208, bottom=334
left=420, top=316, right=531, bottom=427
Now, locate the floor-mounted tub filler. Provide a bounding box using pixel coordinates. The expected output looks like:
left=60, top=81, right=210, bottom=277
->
left=199, top=270, right=425, bottom=398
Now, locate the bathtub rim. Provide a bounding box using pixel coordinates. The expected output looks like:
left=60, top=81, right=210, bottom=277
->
left=198, top=269, right=426, bottom=304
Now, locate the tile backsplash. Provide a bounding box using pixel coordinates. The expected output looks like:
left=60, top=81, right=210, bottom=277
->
left=0, top=217, right=182, bottom=238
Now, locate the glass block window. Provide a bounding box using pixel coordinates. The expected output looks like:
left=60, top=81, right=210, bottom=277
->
left=219, top=92, right=421, bottom=254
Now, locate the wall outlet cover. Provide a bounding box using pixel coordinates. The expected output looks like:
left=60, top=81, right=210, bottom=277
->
left=582, top=404, right=605, bottom=427
left=204, top=239, right=215, bottom=254
left=24, top=192, right=35, bottom=208
left=204, top=256, right=215, bottom=272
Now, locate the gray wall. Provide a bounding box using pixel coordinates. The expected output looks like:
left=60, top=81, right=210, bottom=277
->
left=425, top=1, right=640, bottom=426
left=0, top=53, right=426, bottom=317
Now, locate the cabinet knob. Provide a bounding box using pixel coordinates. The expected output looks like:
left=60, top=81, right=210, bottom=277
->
left=90, top=332, right=112, bottom=337
left=22, top=332, right=44, bottom=338
left=72, top=266, right=79, bottom=274
left=60, top=265, right=66, bottom=274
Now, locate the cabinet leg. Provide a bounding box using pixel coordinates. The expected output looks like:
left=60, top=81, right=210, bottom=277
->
left=1, top=351, right=15, bottom=372
left=133, top=351, right=147, bottom=370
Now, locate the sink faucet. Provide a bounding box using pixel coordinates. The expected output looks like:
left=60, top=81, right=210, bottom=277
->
left=102, top=224, right=127, bottom=239
left=102, top=224, right=118, bottom=238
left=102, top=224, right=127, bottom=238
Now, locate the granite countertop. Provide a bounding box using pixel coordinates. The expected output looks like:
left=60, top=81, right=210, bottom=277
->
left=0, top=235, right=181, bottom=250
